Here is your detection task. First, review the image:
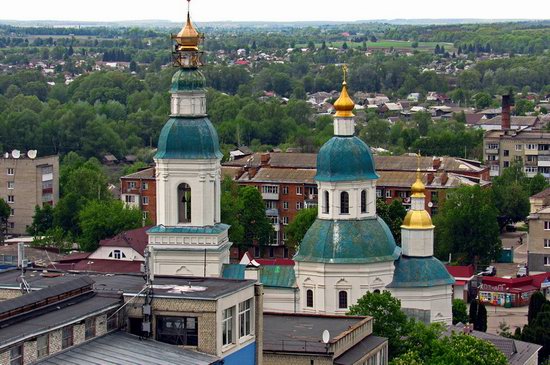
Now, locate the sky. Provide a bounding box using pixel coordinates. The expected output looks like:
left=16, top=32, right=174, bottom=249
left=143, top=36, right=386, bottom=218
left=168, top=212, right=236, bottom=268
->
left=1, top=0, right=550, bottom=23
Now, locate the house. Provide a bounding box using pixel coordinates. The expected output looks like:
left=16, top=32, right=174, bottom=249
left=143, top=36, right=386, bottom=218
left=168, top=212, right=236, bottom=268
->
left=102, top=154, right=118, bottom=165
left=120, top=167, right=156, bottom=224
left=475, top=116, right=541, bottom=131
left=407, top=93, right=420, bottom=102
left=445, top=265, right=476, bottom=302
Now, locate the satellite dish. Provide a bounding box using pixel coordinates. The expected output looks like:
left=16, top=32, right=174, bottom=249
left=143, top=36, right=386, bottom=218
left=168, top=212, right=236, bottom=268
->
left=27, top=150, right=37, bottom=159
left=322, top=329, right=330, bottom=344
left=428, top=202, right=434, bottom=208
left=11, top=150, right=20, bottom=159
left=3, top=153, right=8, bottom=158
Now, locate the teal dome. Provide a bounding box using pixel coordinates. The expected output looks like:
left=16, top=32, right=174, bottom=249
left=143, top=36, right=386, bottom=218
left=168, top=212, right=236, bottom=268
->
left=316, top=136, right=379, bottom=182
left=155, top=116, right=223, bottom=160
left=387, top=256, right=455, bottom=288
left=170, top=69, right=206, bottom=93
left=294, top=218, right=401, bottom=264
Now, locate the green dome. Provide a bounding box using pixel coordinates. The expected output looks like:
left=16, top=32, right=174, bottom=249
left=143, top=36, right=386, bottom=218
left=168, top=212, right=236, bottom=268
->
left=155, top=116, right=223, bottom=160
left=294, top=218, right=400, bottom=264
left=387, top=256, right=455, bottom=288
left=316, top=136, right=379, bottom=182
left=170, top=69, right=206, bottom=93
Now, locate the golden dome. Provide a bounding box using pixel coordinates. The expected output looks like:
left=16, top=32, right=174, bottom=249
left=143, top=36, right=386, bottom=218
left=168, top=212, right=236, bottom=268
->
left=174, top=11, right=201, bottom=51
left=334, top=81, right=355, bottom=117
left=402, top=210, right=434, bottom=229
left=411, top=169, right=425, bottom=198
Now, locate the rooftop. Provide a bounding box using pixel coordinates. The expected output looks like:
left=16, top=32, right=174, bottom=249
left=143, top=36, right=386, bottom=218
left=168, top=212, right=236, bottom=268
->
left=36, top=331, right=219, bottom=365
left=98, top=225, right=152, bottom=256
left=121, top=167, right=155, bottom=180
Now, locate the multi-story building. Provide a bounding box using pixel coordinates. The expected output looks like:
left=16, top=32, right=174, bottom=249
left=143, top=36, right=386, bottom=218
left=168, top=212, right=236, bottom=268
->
left=484, top=129, right=550, bottom=178
left=223, top=153, right=489, bottom=255
left=120, top=167, right=156, bottom=224
left=528, top=197, right=550, bottom=273
left=0, top=154, right=59, bottom=236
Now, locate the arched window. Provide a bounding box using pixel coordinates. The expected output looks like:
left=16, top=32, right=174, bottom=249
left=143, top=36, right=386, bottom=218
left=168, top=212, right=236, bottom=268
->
left=177, top=183, right=192, bottom=223
left=323, top=191, right=329, bottom=214
left=340, top=192, right=349, bottom=214
left=361, top=190, right=367, bottom=213
left=338, top=291, right=348, bottom=309
left=306, top=289, right=314, bottom=308
left=373, top=289, right=381, bottom=294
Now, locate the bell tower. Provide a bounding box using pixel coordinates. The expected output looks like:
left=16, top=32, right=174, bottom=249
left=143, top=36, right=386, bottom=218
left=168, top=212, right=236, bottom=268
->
left=147, top=1, right=231, bottom=278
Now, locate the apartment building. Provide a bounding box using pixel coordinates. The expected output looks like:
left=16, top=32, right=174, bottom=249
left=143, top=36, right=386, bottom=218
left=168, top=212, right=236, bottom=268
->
left=528, top=188, right=550, bottom=272
left=0, top=154, right=59, bottom=236
left=120, top=167, right=156, bottom=224
left=483, top=130, right=550, bottom=178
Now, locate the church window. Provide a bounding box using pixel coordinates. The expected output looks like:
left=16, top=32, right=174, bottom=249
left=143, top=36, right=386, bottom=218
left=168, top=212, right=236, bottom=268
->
left=323, top=191, right=329, bottom=214
left=306, top=289, right=314, bottom=308
left=177, top=183, right=192, bottom=223
left=361, top=190, right=367, bottom=213
left=340, top=192, right=349, bottom=214
left=338, top=291, right=348, bottom=309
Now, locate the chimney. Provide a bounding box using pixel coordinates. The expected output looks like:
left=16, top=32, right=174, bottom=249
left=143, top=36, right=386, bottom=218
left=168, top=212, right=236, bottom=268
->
left=248, top=167, right=258, bottom=179
left=427, top=172, right=435, bottom=184
left=260, top=153, right=270, bottom=166
left=501, top=94, right=514, bottom=130
left=441, top=172, right=448, bottom=186
left=432, top=157, right=441, bottom=171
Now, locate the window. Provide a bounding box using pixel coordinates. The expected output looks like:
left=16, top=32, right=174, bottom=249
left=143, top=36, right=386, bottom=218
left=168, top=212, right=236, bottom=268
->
left=340, top=192, right=349, bottom=214
left=109, top=250, right=126, bottom=259
left=128, top=181, right=137, bottom=189
left=283, top=201, right=288, bottom=210
left=282, top=186, right=288, bottom=195
left=142, top=196, right=149, bottom=205
left=143, top=211, right=148, bottom=220
left=296, top=186, right=303, bottom=195
left=516, top=144, right=523, bottom=151
left=62, top=326, right=73, bottom=349
left=10, top=209, right=14, bottom=216
left=37, top=334, right=49, bottom=359
left=399, top=191, right=408, bottom=199
left=503, top=150, right=509, bottom=157
left=306, top=289, right=314, bottom=308
left=527, top=155, right=537, bottom=162
left=503, top=161, right=510, bottom=168
left=7, top=181, right=14, bottom=190
left=283, top=247, right=289, bottom=258
left=525, top=167, right=538, bottom=173
left=296, top=202, right=304, bottom=210
left=239, top=299, right=252, bottom=338
left=269, top=216, right=278, bottom=224
left=545, top=256, right=550, bottom=266
left=385, top=190, right=392, bottom=198
left=42, top=180, right=53, bottom=190
left=282, top=216, right=289, bottom=225
left=125, top=195, right=136, bottom=203
left=545, top=239, right=550, bottom=248
left=376, top=189, right=382, bottom=198
left=156, top=316, right=198, bottom=346
left=9, top=345, right=22, bottom=365
left=361, top=190, right=367, bottom=213
left=486, top=143, right=499, bottom=150
left=177, top=183, right=192, bottom=223
left=526, top=144, right=538, bottom=150
left=85, top=317, right=95, bottom=340
left=545, top=221, right=550, bottom=230
left=9, top=222, right=14, bottom=229
left=222, top=307, right=234, bottom=346
left=323, top=191, right=329, bottom=214
left=487, top=155, right=497, bottom=161
left=338, top=291, right=348, bottom=309
left=142, top=182, right=149, bottom=190
left=262, top=185, right=279, bottom=194
left=7, top=168, right=14, bottom=176
left=254, top=246, right=261, bottom=258
left=7, top=195, right=14, bottom=203
left=306, top=186, right=318, bottom=196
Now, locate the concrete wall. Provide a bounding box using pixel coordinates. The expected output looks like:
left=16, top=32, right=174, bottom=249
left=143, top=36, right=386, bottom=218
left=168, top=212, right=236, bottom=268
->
left=528, top=210, right=550, bottom=272
left=263, top=353, right=332, bottom=365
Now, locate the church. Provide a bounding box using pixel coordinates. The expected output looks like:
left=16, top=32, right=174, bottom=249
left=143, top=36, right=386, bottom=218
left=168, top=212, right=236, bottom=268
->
left=146, top=3, right=455, bottom=324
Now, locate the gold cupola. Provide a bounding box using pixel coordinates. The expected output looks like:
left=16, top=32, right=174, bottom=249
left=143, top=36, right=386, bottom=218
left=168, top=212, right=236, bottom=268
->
left=174, top=11, right=200, bottom=52
left=411, top=169, right=426, bottom=198
left=171, top=0, right=203, bottom=68
left=402, top=165, right=434, bottom=229
left=334, top=66, right=355, bottom=117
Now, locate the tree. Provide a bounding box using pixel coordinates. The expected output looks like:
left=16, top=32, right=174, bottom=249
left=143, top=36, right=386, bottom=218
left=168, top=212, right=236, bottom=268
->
left=78, top=200, right=143, bottom=252
left=28, top=204, right=54, bottom=236
left=520, top=303, right=550, bottom=361
left=475, top=302, right=488, bottom=332
left=469, top=299, right=478, bottom=324
left=434, top=186, right=501, bottom=264
left=514, top=99, right=535, bottom=116
left=0, top=198, right=10, bottom=243
left=237, top=186, right=274, bottom=251
left=377, top=199, right=407, bottom=244
left=529, top=173, right=549, bottom=196
left=527, top=291, right=547, bottom=325
left=472, top=92, right=492, bottom=110
left=428, top=333, right=507, bottom=365
left=220, top=176, right=244, bottom=246
left=452, top=299, right=469, bottom=325
left=348, top=290, right=411, bottom=356
left=285, top=207, right=316, bottom=249
left=413, top=112, right=432, bottom=136
left=492, top=163, right=530, bottom=226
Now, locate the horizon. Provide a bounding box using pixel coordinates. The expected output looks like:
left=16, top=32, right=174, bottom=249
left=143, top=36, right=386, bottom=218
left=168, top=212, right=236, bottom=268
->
left=1, top=0, right=550, bottom=23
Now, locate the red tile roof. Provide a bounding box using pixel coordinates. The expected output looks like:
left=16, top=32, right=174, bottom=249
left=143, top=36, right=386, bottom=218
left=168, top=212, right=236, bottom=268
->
left=445, top=264, right=475, bottom=278
left=57, top=252, right=91, bottom=263
left=255, top=258, right=295, bottom=266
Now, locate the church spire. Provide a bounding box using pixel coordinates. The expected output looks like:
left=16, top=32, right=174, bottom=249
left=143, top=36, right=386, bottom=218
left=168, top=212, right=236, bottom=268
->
left=171, top=0, right=203, bottom=68
left=333, top=65, right=355, bottom=118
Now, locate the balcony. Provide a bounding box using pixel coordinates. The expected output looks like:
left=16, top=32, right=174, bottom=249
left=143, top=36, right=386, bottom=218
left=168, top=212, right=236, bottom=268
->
left=539, top=156, right=550, bottom=167
left=485, top=148, right=499, bottom=155
left=266, top=208, right=279, bottom=217
left=525, top=159, right=538, bottom=167
left=490, top=168, right=500, bottom=177
left=272, top=223, right=280, bottom=232
left=262, top=192, right=279, bottom=200
left=538, top=149, right=550, bottom=156
left=525, top=149, right=539, bottom=156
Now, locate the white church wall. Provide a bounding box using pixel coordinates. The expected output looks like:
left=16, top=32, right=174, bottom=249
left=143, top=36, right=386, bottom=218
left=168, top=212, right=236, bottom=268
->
left=390, top=286, right=453, bottom=325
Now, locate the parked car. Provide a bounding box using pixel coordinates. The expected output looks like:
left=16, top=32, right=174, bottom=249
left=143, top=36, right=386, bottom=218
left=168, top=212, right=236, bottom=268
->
left=481, top=266, right=497, bottom=276
left=516, top=266, right=529, bottom=278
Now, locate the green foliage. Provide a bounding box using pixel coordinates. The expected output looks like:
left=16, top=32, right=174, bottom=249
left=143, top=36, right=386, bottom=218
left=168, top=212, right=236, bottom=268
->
left=28, top=204, right=54, bottom=236
left=492, top=162, right=530, bottom=226
left=475, top=302, right=488, bottom=332
left=347, top=290, right=411, bottom=356
left=237, top=186, right=274, bottom=249
left=31, top=227, right=72, bottom=252
left=520, top=303, right=550, bottom=361
left=429, top=333, right=507, bottom=365
left=377, top=199, right=407, bottom=244
left=220, top=176, right=245, bottom=246
left=529, top=173, right=549, bottom=196
left=78, top=200, right=143, bottom=252
left=528, top=291, right=547, bottom=326
left=0, top=198, right=10, bottom=243
left=452, top=299, right=469, bottom=325
left=514, top=99, right=535, bottom=116
left=434, top=186, right=501, bottom=264
left=472, top=92, right=493, bottom=110
left=469, top=299, right=478, bottom=324
left=285, top=207, right=317, bottom=249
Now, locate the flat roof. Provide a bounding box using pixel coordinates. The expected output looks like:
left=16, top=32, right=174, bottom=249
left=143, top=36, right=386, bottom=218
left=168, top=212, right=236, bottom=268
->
left=263, top=312, right=369, bottom=354
left=0, top=293, right=120, bottom=347
left=36, top=331, right=219, bottom=365
left=334, top=335, right=387, bottom=365
left=0, top=269, right=255, bottom=301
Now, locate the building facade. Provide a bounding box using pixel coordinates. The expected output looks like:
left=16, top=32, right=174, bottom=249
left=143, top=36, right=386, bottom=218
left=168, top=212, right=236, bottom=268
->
left=527, top=207, right=550, bottom=272
left=120, top=167, right=157, bottom=224
left=0, top=154, right=59, bottom=236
